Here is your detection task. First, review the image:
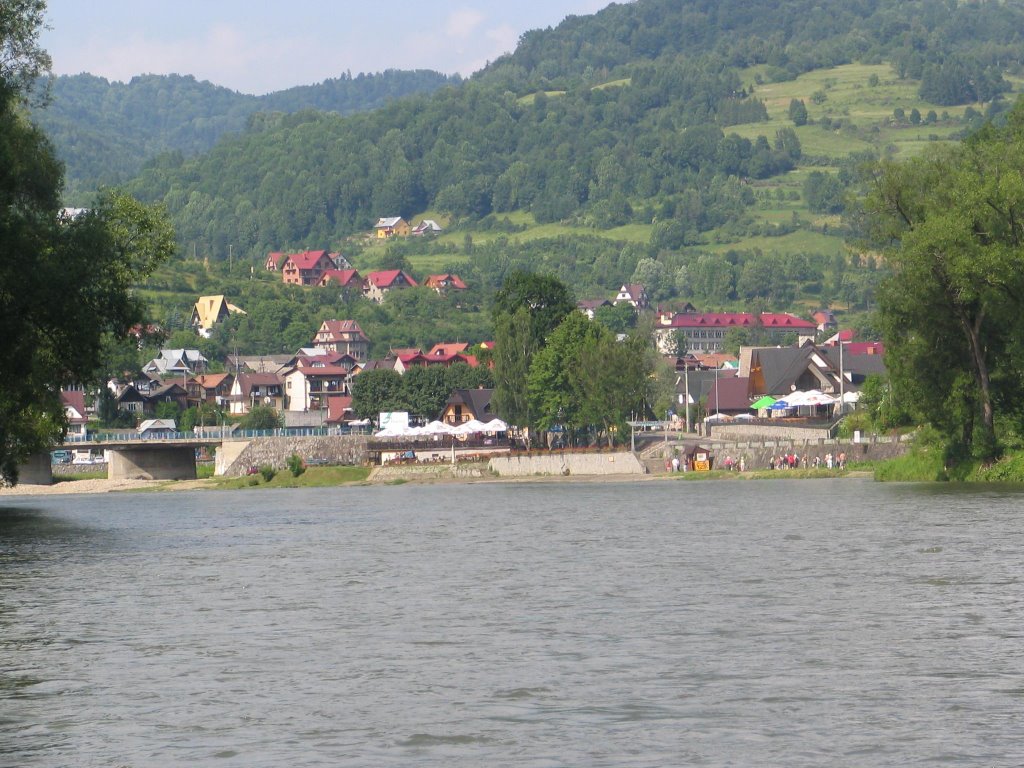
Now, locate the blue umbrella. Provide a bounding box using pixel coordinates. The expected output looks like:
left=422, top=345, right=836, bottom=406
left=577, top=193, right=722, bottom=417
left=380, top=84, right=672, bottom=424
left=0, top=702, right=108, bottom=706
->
left=769, top=399, right=791, bottom=410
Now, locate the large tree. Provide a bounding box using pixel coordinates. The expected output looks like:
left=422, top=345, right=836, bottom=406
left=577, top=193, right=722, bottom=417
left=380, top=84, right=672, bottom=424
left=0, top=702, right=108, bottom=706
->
left=0, top=6, right=174, bottom=483
left=864, top=101, right=1024, bottom=463
left=491, top=271, right=575, bottom=441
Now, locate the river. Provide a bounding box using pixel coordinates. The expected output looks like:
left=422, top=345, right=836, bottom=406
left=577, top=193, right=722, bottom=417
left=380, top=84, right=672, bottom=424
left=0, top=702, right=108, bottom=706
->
left=2, top=479, right=1023, bottom=767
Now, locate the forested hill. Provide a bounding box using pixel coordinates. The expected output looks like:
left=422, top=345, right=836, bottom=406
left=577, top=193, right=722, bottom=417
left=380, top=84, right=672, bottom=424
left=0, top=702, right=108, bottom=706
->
left=31, top=69, right=458, bottom=201
left=120, top=0, right=1024, bottom=270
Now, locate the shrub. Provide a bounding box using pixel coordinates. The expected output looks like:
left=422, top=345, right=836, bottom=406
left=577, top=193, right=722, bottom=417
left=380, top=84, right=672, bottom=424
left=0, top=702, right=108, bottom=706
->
left=287, top=453, right=306, bottom=477
left=259, top=465, right=276, bottom=482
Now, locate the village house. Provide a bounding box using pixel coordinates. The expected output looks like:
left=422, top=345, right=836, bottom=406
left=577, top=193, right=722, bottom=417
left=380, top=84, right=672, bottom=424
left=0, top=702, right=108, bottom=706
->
left=318, top=268, right=362, bottom=291
left=374, top=217, right=410, bottom=239
left=283, top=361, right=355, bottom=412
left=393, top=350, right=478, bottom=373
left=61, top=390, right=89, bottom=440
left=363, top=269, right=417, bottom=303
left=440, top=389, right=495, bottom=425
left=422, top=273, right=467, bottom=294
left=654, top=312, right=817, bottom=354
left=613, top=283, right=650, bottom=310
left=143, top=348, right=209, bottom=376
left=229, top=373, right=285, bottom=415
left=264, top=252, right=286, bottom=271
left=188, top=373, right=235, bottom=409
left=411, top=219, right=443, bottom=236
left=427, top=342, right=469, bottom=357
left=190, top=295, right=246, bottom=338
left=577, top=298, right=612, bottom=320
left=280, top=250, right=337, bottom=286
left=311, top=319, right=370, bottom=361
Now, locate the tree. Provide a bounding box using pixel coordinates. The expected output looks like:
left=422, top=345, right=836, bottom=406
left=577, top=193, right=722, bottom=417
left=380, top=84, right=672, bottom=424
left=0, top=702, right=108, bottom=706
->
left=350, top=368, right=404, bottom=421
left=492, top=272, right=575, bottom=440
left=863, top=102, right=1024, bottom=463
left=577, top=331, right=651, bottom=447
left=527, top=311, right=611, bottom=439
left=239, top=405, right=282, bottom=430
left=788, top=99, right=808, bottom=126
left=0, top=9, right=174, bottom=483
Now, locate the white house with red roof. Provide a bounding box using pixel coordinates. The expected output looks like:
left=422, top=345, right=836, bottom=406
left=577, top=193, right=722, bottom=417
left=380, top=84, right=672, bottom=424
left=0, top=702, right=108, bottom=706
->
left=654, top=311, right=817, bottom=354
left=283, top=359, right=356, bottom=412
left=363, top=269, right=417, bottom=303
left=61, top=390, right=89, bottom=440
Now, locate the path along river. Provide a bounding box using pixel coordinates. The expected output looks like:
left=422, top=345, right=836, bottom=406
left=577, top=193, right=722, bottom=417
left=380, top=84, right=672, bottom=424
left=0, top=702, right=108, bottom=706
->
left=2, top=479, right=1023, bottom=766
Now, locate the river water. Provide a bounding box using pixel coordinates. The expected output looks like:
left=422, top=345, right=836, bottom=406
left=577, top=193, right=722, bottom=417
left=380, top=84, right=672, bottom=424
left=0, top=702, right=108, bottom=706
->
left=2, top=479, right=1023, bottom=767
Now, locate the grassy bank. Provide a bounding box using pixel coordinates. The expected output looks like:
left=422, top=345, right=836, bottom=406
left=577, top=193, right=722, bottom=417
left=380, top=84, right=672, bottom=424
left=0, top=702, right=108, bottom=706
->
left=872, top=443, right=1024, bottom=483
left=206, top=465, right=371, bottom=490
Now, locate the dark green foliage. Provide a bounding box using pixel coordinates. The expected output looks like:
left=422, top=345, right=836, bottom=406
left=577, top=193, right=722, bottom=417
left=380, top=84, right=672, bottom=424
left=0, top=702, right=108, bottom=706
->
left=351, top=369, right=404, bottom=420
left=32, top=70, right=458, bottom=201
left=239, top=405, right=282, bottom=430
left=286, top=453, right=305, bottom=477
left=260, top=465, right=277, bottom=482
left=803, top=171, right=845, bottom=214
left=788, top=99, right=808, bottom=126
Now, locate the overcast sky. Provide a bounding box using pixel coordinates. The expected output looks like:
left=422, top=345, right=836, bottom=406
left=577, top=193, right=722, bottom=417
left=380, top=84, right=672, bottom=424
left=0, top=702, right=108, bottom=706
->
left=40, top=0, right=615, bottom=95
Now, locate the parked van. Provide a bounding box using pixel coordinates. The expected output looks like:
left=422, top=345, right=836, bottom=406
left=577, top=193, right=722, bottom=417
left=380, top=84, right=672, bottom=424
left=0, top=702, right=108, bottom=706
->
left=51, top=450, right=72, bottom=464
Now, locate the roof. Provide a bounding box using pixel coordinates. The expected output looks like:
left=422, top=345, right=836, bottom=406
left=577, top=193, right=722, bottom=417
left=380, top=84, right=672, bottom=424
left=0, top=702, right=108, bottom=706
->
left=316, top=319, right=369, bottom=342
left=413, top=219, right=443, bottom=233
left=61, top=390, right=87, bottom=423
left=428, top=342, right=469, bottom=357
left=375, top=216, right=405, bottom=228
left=326, top=396, right=354, bottom=424
left=665, top=312, right=756, bottom=328
left=423, top=273, right=467, bottom=290
left=387, top=347, right=422, bottom=358
left=227, top=355, right=293, bottom=374
left=443, top=388, right=495, bottom=420
left=287, top=365, right=355, bottom=378
left=578, top=298, right=612, bottom=310
left=706, top=376, right=752, bottom=412
left=193, top=373, right=233, bottom=390
left=266, top=252, right=286, bottom=269
left=759, top=313, right=817, bottom=330
left=365, top=269, right=417, bottom=288
left=284, top=250, right=333, bottom=270
left=138, top=418, right=176, bottom=432
left=192, top=295, right=246, bottom=329
left=319, top=268, right=362, bottom=287
left=235, top=372, right=283, bottom=395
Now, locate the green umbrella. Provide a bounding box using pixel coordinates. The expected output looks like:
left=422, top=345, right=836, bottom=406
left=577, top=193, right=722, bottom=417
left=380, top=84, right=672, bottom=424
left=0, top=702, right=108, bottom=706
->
left=750, top=395, right=776, bottom=409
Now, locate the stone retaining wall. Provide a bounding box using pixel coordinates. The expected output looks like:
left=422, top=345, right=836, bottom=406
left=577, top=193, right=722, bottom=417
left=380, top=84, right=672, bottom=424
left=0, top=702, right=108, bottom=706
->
left=708, top=424, right=834, bottom=441
left=370, top=463, right=491, bottom=482
left=222, top=435, right=369, bottom=476
left=489, top=452, right=646, bottom=477
left=647, top=436, right=909, bottom=470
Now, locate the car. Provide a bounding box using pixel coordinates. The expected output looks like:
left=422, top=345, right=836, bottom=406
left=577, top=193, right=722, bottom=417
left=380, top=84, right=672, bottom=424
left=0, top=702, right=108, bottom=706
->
left=51, top=450, right=73, bottom=464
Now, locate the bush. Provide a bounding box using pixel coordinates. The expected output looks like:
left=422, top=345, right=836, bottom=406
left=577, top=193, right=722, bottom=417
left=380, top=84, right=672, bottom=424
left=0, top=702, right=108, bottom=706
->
left=287, top=453, right=306, bottom=477
left=259, top=465, right=276, bottom=482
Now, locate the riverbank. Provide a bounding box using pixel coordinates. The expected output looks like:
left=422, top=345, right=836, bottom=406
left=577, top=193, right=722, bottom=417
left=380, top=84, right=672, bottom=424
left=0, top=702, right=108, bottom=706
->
left=0, top=463, right=879, bottom=497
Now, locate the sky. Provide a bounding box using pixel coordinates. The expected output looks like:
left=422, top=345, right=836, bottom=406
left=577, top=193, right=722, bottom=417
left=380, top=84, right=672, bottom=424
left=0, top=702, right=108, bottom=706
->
left=39, top=0, right=615, bottom=95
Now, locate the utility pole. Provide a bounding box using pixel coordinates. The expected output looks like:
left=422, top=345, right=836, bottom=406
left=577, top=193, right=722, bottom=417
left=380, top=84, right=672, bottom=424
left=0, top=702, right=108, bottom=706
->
left=684, top=362, right=691, bottom=434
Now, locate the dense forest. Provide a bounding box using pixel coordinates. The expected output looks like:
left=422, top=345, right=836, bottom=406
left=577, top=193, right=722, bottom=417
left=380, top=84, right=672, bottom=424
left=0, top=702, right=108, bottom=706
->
left=115, top=0, right=1024, bottom=260
left=31, top=69, right=458, bottom=201
left=37, top=0, right=1024, bottom=360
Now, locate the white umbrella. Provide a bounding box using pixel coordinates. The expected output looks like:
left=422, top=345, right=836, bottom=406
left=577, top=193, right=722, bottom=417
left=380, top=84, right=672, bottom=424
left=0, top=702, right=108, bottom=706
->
left=452, top=419, right=488, bottom=435
left=422, top=420, right=455, bottom=435
left=842, top=391, right=861, bottom=403
left=483, top=418, right=508, bottom=432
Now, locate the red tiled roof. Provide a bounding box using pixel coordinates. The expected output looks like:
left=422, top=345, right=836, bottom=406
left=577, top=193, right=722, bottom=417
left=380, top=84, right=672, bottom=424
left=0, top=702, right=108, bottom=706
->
left=759, top=313, right=817, bottom=329
left=424, top=273, right=467, bottom=290
left=317, top=319, right=368, bottom=342
left=326, top=396, right=354, bottom=424
left=844, top=342, right=885, bottom=355
left=285, top=250, right=332, bottom=270
left=428, top=342, right=469, bottom=357
left=320, top=268, right=361, bottom=287
left=366, top=269, right=417, bottom=288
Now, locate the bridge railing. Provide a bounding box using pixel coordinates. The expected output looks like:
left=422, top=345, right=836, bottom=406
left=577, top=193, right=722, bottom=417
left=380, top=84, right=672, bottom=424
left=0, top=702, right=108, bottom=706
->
left=62, top=426, right=367, bottom=445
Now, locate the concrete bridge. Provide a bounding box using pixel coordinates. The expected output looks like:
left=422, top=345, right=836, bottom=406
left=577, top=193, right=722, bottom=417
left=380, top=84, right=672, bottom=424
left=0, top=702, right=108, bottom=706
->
left=18, top=428, right=368, bottom=485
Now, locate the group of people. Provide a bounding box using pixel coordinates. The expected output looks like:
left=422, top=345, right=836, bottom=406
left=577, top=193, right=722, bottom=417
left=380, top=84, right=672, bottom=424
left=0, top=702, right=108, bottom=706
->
left=768, top=451, right=846, bottom=470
